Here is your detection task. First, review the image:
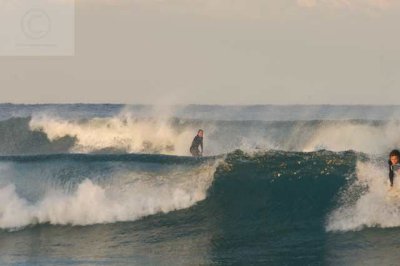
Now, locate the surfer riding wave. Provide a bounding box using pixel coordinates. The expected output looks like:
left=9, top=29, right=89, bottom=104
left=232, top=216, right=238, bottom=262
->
left=190, top=129, right=203, bottom=157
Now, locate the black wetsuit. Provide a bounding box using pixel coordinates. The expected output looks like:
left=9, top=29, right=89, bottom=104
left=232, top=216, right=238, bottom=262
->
left=190, top=135, right=203, bottom=157
left=389, top=163, right=400, bottom=187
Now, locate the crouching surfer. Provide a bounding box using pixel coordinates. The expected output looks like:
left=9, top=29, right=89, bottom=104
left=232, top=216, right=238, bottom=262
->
left=388, top=149, right=400, bottom=188
left=190, top=129, right=204, bottom=157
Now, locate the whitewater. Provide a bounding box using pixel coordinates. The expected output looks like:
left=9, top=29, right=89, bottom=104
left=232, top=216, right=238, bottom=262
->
left=2, top=104, right=400, bottom=265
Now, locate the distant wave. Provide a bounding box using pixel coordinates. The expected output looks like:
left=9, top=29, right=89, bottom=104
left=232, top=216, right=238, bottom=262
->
left=0, top=114, right=400, bottom=155
left=0, top=117, right=75, bottom=155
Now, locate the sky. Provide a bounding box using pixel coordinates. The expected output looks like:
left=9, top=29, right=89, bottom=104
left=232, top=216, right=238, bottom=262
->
left=1, top=0, right=400, bottom=104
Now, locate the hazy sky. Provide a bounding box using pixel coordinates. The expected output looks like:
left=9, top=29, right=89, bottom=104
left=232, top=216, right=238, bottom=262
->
left=1, top=0, right=400, bottom=104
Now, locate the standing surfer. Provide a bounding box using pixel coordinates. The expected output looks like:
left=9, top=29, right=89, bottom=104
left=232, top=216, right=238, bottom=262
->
left=190, top=129, right=204, bottom=157
left=388, top=149, right=400, bottom=187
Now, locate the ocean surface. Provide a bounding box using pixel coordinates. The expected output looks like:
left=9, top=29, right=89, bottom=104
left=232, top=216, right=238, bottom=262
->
left=1, top=104, right=400, bottom=265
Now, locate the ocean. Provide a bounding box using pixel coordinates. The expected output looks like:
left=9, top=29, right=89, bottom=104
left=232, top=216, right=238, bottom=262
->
left=1, top=104, right=400, bottom=265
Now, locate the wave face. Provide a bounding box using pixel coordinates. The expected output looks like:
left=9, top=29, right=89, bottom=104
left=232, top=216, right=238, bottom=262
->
left=1, top=150, right=400, bottom=264
left=208, top=150, right=357, bottom=230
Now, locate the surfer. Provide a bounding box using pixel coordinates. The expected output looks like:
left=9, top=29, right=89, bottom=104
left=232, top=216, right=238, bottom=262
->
left=190, top=129, right=204, bottom=157
left=388, top=149, right=400, bottom=187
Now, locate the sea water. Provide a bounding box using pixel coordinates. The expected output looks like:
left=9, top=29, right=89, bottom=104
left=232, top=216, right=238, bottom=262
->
left=1, top=104, right=400, bottom=265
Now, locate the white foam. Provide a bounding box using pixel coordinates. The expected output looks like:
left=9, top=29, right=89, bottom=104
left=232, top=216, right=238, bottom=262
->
left=326, top=161, right=400, bottom=231
left=28, top=109, right=400, bottom=156
left=0, top=163, right=217, bottom=230
left=29, top=112, right=197, bottom=155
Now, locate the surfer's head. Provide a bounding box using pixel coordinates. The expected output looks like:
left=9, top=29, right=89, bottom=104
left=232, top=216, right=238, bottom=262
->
left=198, top=129, right=204, bottom=138
left=390, top=149, right=400, bottom=165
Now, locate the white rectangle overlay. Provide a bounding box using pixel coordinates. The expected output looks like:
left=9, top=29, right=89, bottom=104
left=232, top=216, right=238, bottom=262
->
left=0, top=0, right=75, bottom=56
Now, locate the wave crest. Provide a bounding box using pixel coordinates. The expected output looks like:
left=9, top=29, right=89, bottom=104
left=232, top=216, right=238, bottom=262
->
left=327, top=161, right=400, bottom=231
left=0, top=159, right=218, bottom=230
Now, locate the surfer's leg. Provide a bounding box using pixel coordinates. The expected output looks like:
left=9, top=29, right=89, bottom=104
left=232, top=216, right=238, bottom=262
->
left=190, top=148, right=200, bottom=157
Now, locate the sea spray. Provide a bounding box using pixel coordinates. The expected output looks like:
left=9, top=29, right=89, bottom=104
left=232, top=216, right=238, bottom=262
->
left=0, top=111, right=398, bottom=155
left=29, top=114, right=197, bottom=155
left=326, top=161, right=400, bottom=231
